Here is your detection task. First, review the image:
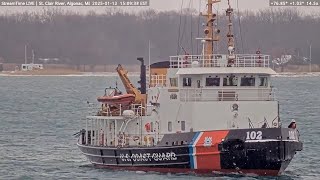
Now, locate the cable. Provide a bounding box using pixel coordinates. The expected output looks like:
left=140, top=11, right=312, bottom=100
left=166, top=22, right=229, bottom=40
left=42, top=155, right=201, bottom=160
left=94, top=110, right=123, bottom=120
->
left=196, top=0, right=201, bottom=55
left=180, top=0, right=190, bottom=51
left=190, top=0, right=194, bottom=54
left=237, top=0, right=244, bottom=53
left=176, top=0, right=184, bottom=55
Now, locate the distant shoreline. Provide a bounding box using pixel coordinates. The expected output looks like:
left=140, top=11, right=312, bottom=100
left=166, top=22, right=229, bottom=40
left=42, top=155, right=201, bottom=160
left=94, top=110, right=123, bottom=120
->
left=0, top=71, right=140, bottom=76
left=1, top=71, right=319, bottom=77
left=1, top=63, right=320, bottom=77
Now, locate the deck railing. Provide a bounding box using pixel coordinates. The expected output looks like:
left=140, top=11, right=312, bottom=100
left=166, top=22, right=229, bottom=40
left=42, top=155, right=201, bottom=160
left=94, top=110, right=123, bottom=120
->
left=169, top=54, right=270, bottom=68
left=179, top=87, right=275, bottom=102
left=88, top=103, right=146, bottom=117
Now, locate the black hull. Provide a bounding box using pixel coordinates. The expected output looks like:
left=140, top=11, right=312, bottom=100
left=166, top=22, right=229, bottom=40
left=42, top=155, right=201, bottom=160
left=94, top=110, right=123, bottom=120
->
left=77, top=128, right=302, bottom=176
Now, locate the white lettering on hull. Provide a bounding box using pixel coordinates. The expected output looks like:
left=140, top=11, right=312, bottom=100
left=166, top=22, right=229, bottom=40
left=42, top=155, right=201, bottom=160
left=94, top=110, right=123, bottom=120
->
left=119, top=152, right=177, bottom=162
left=246, top=131, right=263, bottom=140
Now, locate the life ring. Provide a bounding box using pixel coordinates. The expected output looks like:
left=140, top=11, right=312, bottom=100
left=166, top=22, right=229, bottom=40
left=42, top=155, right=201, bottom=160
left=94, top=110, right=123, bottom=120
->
left=145, top=123, right=151, bottom=132
left=256, top=50, right=261, bottom=54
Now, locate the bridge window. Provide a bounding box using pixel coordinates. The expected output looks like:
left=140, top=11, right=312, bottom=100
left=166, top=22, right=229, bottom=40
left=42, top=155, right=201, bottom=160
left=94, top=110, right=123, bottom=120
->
left=183, top=77, right=192, bottom=87
left=259, top=77, right=268, bottom=87
left=240, top=77, right=255, bottom=86
left=223, top=76, right=238, bottom=86
left=170, top=78, right=178, bottom=87
left=181, top=121, right=186, bottom=131
left=168, top=121, right=172, bottom=132
left=206, top=77, right=220, bottom=86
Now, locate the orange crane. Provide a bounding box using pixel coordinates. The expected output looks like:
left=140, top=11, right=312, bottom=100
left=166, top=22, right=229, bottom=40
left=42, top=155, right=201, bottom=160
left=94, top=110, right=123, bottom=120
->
left=116, top=64, right=146, bottom=105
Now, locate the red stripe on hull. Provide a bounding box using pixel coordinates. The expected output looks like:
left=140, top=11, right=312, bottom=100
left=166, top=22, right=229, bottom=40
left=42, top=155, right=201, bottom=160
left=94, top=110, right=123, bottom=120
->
left=94, top=164, right=280, bottom=176
left=194, top=131, right=229, bottom=169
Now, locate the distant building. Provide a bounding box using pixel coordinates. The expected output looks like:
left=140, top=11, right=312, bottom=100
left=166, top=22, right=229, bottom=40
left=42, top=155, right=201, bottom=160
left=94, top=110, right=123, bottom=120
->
left=21, top=63, right=44, bottom=71
left=38, top=58, right=66, bottom=64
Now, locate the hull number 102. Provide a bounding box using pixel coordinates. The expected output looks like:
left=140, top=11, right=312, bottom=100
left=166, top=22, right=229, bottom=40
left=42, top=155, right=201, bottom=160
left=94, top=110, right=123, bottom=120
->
left=246, top=131, right=262, bottom=140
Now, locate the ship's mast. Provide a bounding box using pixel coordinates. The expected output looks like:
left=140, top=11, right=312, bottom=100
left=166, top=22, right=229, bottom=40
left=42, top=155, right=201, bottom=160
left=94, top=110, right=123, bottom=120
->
left=201, top=0, right=220, bottom=66
left=226, top=0, right=235, bottom=65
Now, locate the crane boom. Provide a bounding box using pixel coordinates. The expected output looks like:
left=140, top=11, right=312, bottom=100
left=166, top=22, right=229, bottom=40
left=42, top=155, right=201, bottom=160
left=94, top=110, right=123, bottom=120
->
left=116, top=64, right=144, bottom=104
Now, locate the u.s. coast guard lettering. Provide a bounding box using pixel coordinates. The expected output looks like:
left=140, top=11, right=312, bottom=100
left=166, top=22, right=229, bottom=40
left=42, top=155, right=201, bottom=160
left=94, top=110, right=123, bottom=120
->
left=119, top=152, right=177, bottom=162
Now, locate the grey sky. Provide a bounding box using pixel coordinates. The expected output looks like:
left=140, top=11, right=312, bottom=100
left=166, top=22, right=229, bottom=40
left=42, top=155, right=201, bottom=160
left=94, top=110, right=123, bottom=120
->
left=151, top=0, right=269, bottom=11
left=148, top=0, right=317, bottom=13
left=0, top=0, right=318, bottom=14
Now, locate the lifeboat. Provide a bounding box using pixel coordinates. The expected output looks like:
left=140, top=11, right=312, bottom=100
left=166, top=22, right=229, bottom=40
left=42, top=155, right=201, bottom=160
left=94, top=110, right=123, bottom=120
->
left=97, top=94, right=135, bottom=106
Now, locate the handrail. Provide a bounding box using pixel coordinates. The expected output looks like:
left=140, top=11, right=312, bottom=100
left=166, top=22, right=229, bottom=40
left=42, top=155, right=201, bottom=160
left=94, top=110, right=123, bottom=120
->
left=271, top=116, right=279, bottom=127
left=88, top=103, right=146, bottom=117
left=257, top=117, right=270, bottom=128
left=170, top=54, right=270, bottom=68
left=248, top=118, right=255, bottom=129
left=180, top=87, right=275, bottom=102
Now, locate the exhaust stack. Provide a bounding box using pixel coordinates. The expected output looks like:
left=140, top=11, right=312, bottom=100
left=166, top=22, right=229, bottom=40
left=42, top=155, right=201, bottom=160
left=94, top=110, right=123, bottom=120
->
left=137, top=57, right=146, bottom=94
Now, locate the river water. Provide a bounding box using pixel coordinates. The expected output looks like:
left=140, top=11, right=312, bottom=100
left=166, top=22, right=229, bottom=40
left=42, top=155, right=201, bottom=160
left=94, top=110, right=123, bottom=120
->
left=0, top=75, right=319, bottom=180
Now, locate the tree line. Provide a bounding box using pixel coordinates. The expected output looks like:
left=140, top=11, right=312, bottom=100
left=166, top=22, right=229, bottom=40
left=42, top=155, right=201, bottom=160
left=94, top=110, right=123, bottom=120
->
left=0, top=8, right=318, bottom=65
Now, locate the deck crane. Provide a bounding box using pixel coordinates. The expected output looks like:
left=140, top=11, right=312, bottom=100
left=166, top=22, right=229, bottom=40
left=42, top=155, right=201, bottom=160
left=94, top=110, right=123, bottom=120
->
left=116, top=64, right=146, bottom=105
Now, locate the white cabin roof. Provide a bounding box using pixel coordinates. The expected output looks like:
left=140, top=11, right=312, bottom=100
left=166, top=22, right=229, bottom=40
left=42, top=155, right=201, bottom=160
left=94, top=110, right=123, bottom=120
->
left=176, top=67, right=276, bottom=75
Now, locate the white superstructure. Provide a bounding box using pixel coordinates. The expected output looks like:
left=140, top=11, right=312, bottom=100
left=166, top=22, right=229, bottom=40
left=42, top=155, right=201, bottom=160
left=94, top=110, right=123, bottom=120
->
left=82, top=0, right=279, bottom=148
left=77, top=1, right=302, bottom=176
left=83, top=52, right=279, bottom=148
left=149, top=53, right=278, bottom=133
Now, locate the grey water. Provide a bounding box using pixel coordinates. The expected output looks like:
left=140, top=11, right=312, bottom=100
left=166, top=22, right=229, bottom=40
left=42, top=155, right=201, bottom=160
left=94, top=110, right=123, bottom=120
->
left=0, top=76, right=319, bottom=180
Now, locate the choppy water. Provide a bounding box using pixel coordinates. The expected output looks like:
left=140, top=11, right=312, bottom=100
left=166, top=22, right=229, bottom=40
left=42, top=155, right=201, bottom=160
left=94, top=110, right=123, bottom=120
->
left=0, top=76, right=319, bottom=180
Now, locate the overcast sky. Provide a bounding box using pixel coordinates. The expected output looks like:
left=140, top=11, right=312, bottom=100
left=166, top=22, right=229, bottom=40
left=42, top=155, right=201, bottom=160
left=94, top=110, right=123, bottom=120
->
left=0, top=0, right=318, bottom=14
left=151, top=0, right=270, bottom=11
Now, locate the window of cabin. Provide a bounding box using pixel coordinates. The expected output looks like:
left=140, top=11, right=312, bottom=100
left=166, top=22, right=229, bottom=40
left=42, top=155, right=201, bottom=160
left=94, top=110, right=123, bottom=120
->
left=206, top=76, right=220, bottom=86
left=223, top=76, right=238, bottom=86
left=168, top=121, right=172, bottom=132
left=181, top=121, right=186, bottom=131
left=170, top=78, right=178, bottom=87
left=240, top=76, right=255, bottom=87
left=258, top=77, right=268, bottom=87
left=183, top=77, right=192, bottom=87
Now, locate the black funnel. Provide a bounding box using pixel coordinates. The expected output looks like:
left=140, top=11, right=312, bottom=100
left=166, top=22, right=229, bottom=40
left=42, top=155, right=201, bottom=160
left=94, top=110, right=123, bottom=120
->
left=137, top=57, right=146, bottom=94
